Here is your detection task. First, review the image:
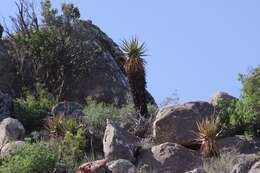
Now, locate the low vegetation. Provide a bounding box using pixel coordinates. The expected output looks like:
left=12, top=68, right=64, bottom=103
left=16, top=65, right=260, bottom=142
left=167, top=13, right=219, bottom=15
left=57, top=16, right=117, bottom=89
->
left=203, top=150, right=239, bottom=173
left=215, top=66, right=260, bottom=136
left=14, top=88, right=56, bottom=131
left=0, top=0, right=258, bottom=172
left=0, top=142, right=57, bottom=173
left=196, top=118, right=221, bottom=158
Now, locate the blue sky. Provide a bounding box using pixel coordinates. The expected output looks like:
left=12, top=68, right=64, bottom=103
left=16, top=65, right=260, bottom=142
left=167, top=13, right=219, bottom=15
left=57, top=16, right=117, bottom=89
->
left=1, top=0, right=259, bottom=104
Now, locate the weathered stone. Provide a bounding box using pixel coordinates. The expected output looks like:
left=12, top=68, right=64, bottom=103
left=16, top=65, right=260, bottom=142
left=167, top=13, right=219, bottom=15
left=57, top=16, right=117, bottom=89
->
left=0, top=91, right=13, bottom=121
left=0, top=118, right=25, bottom=146
left=248, top=160, right=260, bottom=173
left=77, top=159, right=109, bottom=173
left=0, top=41, right=14, bottom=93
left=103, top=121, right=139, bottom=162
left=51, top=101, right=84, bottom=117
left=153, top=102, right=214, bottom=146
left=0, top=141, right=25, bottom=158
left=54, top=21, right=130, bottom=105
left=210, top=92, right=237, bottom=107
left=137, top=142, right=202, bottom=173
left=218, top=135, right=259, bottom=154
left=185, top=168, right=207, bottom=173
left=107, top=159, right=136, bottom=173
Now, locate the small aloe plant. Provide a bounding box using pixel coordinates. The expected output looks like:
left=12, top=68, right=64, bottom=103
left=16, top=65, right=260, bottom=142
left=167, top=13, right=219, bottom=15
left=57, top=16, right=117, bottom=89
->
left=196, top=117, right=222, bottom=158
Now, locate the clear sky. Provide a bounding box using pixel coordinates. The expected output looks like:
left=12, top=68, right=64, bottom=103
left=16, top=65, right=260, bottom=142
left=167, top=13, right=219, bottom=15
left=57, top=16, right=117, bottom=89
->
left=1, top=0, right=259, bottom=104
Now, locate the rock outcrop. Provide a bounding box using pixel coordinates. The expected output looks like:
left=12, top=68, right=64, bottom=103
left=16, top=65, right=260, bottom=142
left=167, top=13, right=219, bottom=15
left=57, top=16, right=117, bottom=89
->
left=248, top=160, right=260, bottom=173
left=0, top=141, right=25, bottom=158
left=77, top=159, right=109, bottom=173
left=217, top=135, right=259, bottom=154
left=51, top=101, right=84, bottom=117
left=153, top=101, right=214, bottom=146
left=103, top=121, right=140, bottom=162
left=64, top=21, right=130, bottom=104
left=0, top=20, right=155, bottom=105
left=210, top=91, right=237, bottom=107
left=137, top=142, right=202, bottom=173
left=186, top=168, right=207, bottom=173
left=0, top=118, right=25, bottom=146
left=107, top=159, right=136, bottom=173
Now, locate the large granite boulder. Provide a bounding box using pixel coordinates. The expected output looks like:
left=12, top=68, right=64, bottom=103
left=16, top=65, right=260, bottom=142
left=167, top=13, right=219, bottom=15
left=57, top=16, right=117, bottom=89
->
left=217, top=135, right=259, bottom=154
left=0, top=118, right=25, bottom=146
left=210, top=92, right=237, bottom=107
left=153, top=102, right=214, bottom=146
left=3, top=20, right=155, bottom=105
left=107, top=159, right=136, bottom=173
left=103, top=121, right=140, bottom=162
left=51, top=101, right=84, bottom=117
left=248, top=160, right=260, bottom=173
left=0, top=141, right=25, bottom=158
left=0, top=91, right=13, bottom=121
left=64, top=21, right=129, bottom=104
left=137, top=142, right=202, bottom=173
left=77, top=159, right=109, bottom=173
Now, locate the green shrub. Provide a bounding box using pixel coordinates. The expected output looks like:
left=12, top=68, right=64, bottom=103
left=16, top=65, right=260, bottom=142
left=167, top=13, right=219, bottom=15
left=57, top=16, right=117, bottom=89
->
left=8, top=0, right=93, bottom=101
left=83, top=97, right=122, bottom=136
left=0, top=142, right=57, bottom=173
left=216, top=99, right=246, bottom=135
left=14, top=89, right=56, bottom=131
left=46, top=117, right=88, bottom=172
left=59, top=128, right=87, bottom=172
left=216, top=66, right=260, bottom=136
left=83, top=97, right=158, bottom=138
left=239, top=66, right=260, bottom=136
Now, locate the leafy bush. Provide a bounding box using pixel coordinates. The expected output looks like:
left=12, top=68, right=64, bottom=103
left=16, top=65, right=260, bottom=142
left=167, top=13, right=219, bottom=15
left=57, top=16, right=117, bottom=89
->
left=215, top=99, right=245, bottom=135
left=83, top=97, right=123, bottom=136
left=45, top=115, right=66, bottom=138
left=0, top=142, right=57, bottom=173
left=239, top=66, right=260, bottom=136
left=216, top=66, right=260, bottom=136
left=14, top=89, right=56, bottom=131
left=84, top=98, right=158, bottom=139
left=46, top=116, right=88, bottom=172
left=7, top=0, right=96, bottom=101
left=59, top=128, right=87, bottom=172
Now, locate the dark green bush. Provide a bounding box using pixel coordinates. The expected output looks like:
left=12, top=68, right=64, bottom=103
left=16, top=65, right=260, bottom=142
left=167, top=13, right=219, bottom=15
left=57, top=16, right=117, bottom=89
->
left=239, top=66, right=260, bottom=136
left=83, top=97, right=158, bottom=138
left=14, top=89, right=56, bottom=131
left=216, top=66, right=260, bottom=136
left=8, top=0, right=93, bottom=101
left=83, top=97, right=123, bottom=136
left=58, top=128, right=87, bottom=172
left=0, top=142, right=57, bottom=173
left=46, top=116, right=88, bottom=172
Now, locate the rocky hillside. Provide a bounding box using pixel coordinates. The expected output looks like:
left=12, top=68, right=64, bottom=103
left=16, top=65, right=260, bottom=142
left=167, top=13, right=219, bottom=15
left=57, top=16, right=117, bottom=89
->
left=0, top=1, right=259, bottom=173
left=1, top=91, right=260, bottom=173
left=0, top=20, right=156, bottom=105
